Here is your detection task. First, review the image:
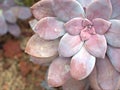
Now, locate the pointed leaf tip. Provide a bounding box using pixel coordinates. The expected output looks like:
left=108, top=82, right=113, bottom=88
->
left=70, top=47, right=96, bottom=80
left=92, top=18, right=111, bottom=35
left=34, top=17, right=65, bottom=40
left=85, top=34, right=107, bottom=58
left=59, top=33, right=83, bottom=57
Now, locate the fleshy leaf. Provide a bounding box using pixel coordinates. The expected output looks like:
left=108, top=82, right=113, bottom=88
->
left=30, top=55, right=58, bottom=65
left=34, top=17, right=65, bottom=40
left=111, top=0, right=120, bottom=19
left=92, top=18, right=111, bottom=35
left=8, top=23, right=21, bottom=37
left=62, top=77, right=87, bottom=90
left=84, top=34, right=107, bottom=58
left=95, top=56, right=120, bottom=90
left=105, top=20, right=120, bottom=48
left=86, top=0, right=112, bottom=20
left=17, top=6, right=32, bottom=20
left=10, top=6, right=32, bottom=20
left=47, top=57, right=71, bottom=87
left=25, top=34, right=59, bottom=58
left=88, top=66, right=102, bottom=90
left=64, top=17, right=84, bottom=35
left=52, top=0, right=85, bottom=22
left=77, top=0, right=93, bottom=8
left=59, top=33, right=83, bottom=57
left=70, top=47, right=96, bottom=80
left=3, top=9, right=17, bottom=23
left=107, top=46, right=120, bottom=72
left=31, top=0, right=55, bottom=20
left=0, top=12, right=8, bottom=35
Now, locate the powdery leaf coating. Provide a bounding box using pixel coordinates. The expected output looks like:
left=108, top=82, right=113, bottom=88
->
left=52, top=0, right=85, bottom=22
left=3, top=9, right=17, bottom=23
left=62, top=78, right=87, bottom=90
left=30, top=55, right=58, bottom=65
left=25, top=34, right=59, bottom=58
left=47, top=57, right=71, bottom=87
left=111, top=0, right=120, bottom=19
left=59, top=33, right=83, bottom=57
left=34, top=17, right=65, bottom=40
left=92, top=18, right=111, bottom=35
left=105, top=20, right=120, bottom=48
left=96, top=56, right=120, bottom=90
left=0, top=12, right=8, bottom=35
left=17, top=6, right=32, bottom=20
left=86, top=0, right=112, bottom=20
left=8, top=23, right=21, bottom=37
left=64, top=17, right=84, bottom=35
left=31, top=0, right=55, bottom=20
left=84, top=34, right=107, bottom=58
left=70, top=47, right=96, bottom=80
left=107, top=46, right=120, bottom=72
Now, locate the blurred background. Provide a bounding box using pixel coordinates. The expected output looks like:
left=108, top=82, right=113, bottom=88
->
left=0, top=0, right=59, bottom=90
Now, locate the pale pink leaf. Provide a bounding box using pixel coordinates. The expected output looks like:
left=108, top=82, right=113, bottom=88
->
left=92, top=18, right=111, bottom=35
left=105, top=20, right=120, bottom=48
left=84, top=34, right=107, bottom=58
left=107, top=46, right=120, bottom=72
left=25, top=34, right=59, bottom=58
left=31, top=0, right=55, bottom=20
left=52, top=0, right=85, bottom=22
left=70, top=47, right=96, bottom=80
left=34, top=17, right=65, bottom=40
left=64, top=17, right=84, bottom=35
left=59, top=33, right=83, bottom=57
left=86, top=0, right=112, bottom=20
left=47, top=57, right=71, bottom=87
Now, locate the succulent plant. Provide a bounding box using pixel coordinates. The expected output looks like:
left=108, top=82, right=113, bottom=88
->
left=25, top=0, right=120, bottom=90
left=0, top=0, right=32, bottom=37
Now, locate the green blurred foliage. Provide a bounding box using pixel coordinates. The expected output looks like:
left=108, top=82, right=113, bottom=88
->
left=14, top=0, right=39, bottom=6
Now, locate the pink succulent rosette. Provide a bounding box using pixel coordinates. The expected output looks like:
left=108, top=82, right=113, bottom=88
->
left=25, top=0, right=120, bottom=90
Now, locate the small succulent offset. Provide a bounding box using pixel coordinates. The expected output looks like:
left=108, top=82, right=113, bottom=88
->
left=0, top=0, right=32, bottom=37
left=25, top=0, right=120, bottom=90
